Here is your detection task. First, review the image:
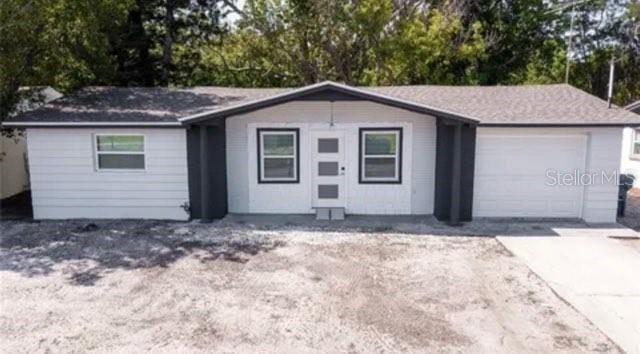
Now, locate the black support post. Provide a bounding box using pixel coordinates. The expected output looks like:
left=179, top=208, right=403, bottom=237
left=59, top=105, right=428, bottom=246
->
left=187, top=120, right=228, bottom=222
left=434, top=119, right=477, bottom=224
left=200, top=126, right=213, bottom=222
left=209, top=120, right=228, bottom=219
left=449, top=124, right=462, bottom=226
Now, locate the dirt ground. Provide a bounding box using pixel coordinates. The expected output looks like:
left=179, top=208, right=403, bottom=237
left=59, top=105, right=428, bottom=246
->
left=0, top=219, right=619, bottom=353
left=619, top=188, right=640, bottom=231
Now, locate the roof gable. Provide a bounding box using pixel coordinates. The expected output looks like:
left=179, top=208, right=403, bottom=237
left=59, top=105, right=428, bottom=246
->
left=178, top=81, right=479, bottom=125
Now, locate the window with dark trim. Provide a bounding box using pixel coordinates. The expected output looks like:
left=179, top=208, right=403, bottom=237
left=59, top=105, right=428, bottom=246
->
left=257, top=128, right=300, bottom=183
left=359, top=128, right=402, bottom=184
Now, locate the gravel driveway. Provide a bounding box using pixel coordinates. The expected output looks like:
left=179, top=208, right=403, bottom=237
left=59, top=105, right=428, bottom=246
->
left=0, top=220, right=618, bottom=353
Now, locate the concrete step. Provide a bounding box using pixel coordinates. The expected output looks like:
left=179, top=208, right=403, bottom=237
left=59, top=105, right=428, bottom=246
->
left=314, top=207, right=345, bottom=220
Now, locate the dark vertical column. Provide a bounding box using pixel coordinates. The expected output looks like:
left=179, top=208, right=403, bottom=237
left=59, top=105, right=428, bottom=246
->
left=449, top=124, right=462, bottom=226
left=434, top=120, right=452, bottom=221
left=209, top=120, right=228, bottom=219
left=187, top=126, right=201, bottom=219
left=460, top=125, right=477, bottom=221
left=434, top=120, right=477, bottom=223
left=200, top=126, right=213, bottom=222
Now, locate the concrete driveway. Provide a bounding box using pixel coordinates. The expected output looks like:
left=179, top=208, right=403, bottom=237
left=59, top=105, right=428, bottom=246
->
left=499, top=235, right=640, bottom=353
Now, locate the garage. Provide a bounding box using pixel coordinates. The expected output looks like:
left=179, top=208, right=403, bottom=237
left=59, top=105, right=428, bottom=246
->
left=473, top=133, right=587, bottom=218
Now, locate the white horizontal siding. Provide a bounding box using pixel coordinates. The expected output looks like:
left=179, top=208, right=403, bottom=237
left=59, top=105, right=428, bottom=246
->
left=29, top=173, right=187, bottom=183
left=583, top=128, right=623, bottom=223
left=34, top=207, right=185, bottom=220
left=226, top=101, right=436, bottom=215
left=26, top=128, right=189, bottom=220
left=33, top=181, right=188, bottom=191
left=620, top=127, right=640, bottom=187
left=33, top=190, right=188, bottom=199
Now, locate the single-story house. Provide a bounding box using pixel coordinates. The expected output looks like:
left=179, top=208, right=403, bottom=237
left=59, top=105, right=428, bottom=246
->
left=622, top=100, right=640, bottom=187
left=3, top=81, right=640, bottom=224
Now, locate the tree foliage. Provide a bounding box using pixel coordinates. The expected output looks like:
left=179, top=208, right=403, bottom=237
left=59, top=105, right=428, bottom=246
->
left=192, top=0, right=488, bottom=86
left=0, top=0, right=130, bottom=120
left=1, top=0, right=639, bottom=125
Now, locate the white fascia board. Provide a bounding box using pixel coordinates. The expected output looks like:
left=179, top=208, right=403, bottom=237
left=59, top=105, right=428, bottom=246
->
left=2, top=121, right=182, bottom=127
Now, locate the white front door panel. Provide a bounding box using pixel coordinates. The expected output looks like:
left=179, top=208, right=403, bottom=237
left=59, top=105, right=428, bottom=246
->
left=311, top=130, right=346, bottom=208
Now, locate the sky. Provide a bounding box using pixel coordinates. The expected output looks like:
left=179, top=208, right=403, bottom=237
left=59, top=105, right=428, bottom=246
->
left=225, top=0, right=245, bottom=24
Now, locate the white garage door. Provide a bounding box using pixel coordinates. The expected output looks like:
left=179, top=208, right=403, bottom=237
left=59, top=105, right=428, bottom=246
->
left=473, top=134, right=587, bottom=218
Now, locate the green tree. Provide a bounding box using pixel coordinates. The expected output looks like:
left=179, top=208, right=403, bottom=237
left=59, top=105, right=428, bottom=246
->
left=443, top=0, right=556, bottom=85
left=196, top=0, right=487, bottom=86
left=2, top=0, right=639, bottom=121
left=111, top=0, right=229, bottom=86
left=0, top=0, right=231, bottom=125
left=0, top=0, right=131, bottom=122
left=557, top=0, right=639, bottom=104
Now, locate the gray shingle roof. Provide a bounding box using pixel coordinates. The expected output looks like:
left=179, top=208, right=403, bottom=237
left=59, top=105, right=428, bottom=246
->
left=369, top=84, right=640, bottom=125
left=5, top=82, right=640, bottom=126
left=3, top=86, right=288, bottom=124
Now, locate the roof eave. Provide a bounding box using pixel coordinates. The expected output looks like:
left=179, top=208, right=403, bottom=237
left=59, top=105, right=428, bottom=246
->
left=1, top=121, right=183, bottom=128
left=478, top=122, right=640, bottom=127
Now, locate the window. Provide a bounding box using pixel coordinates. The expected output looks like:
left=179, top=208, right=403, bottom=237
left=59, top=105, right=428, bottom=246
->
left=257, top=128, right=299, bottom=183
left=95, top=135, right=145, bottom=170
left=318, top=138, right=339, bottom=153
left=359, top=128, right=402, bottom=183
left=633, top=129, right=640, bottom=159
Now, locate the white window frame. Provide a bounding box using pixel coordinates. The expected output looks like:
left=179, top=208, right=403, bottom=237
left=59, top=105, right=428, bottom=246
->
left=257, top=129, right=299, bottom=183
left=94, top=134, right=146, bottom=171
left=632, top=129, right=640, bottom=160
left=360, top=128, right=402, bottom=183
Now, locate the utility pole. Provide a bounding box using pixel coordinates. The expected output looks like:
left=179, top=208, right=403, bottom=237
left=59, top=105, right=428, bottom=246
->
left=546, top=0, right=587, bottom=84
left=565, top=0, right=576, bottom=84
left=607, top=55, right=616, bottom=108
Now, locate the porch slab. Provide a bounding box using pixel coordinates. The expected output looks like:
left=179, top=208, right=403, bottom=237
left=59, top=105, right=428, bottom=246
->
left=222, top=214, right=638, bottom=238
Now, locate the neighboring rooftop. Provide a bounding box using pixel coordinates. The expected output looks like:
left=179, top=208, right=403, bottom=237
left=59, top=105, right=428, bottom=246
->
left=4, top=82, right=640, bottom=126
left=7, top=86, right=63, bottom=119
left=626, top=100, right=640, bottom=114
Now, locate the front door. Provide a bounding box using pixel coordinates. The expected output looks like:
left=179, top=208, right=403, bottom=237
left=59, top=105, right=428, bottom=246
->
left=311, top=130, right=346, bottom=208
